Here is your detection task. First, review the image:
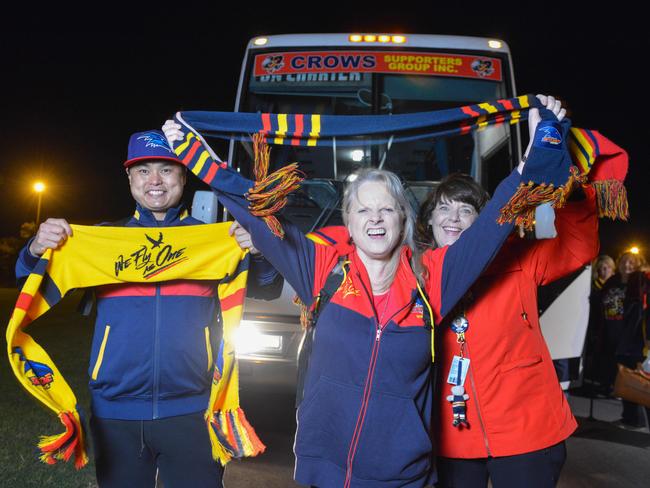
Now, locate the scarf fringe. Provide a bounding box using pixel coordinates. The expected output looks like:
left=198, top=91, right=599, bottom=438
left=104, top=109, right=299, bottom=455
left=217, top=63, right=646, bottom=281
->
left=591, top=179, right=629, bottom=220
left=37, top=411, right=88, bottom=470
left=206, top=408, right=266, bottom=465
left=246, top=133, right=304, bottom=239
left=294, top=294, right=313, bottom=330
left=498, top=166, right=586, bottom=230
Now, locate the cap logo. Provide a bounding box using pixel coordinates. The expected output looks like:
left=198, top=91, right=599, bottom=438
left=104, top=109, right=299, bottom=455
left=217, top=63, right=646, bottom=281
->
left=137, top=132, right=172, bottom=153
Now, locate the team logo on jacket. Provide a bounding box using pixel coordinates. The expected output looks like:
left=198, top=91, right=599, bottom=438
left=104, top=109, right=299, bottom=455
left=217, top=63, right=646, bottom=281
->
left=339, top=273, right=360, bottom=299
left=470, top=59, right=494, bottom=78
left=114, top=232, right=187, bottom=279
left=13, top=347, right=55, bottom=389
left=412, top=297, right=424, bottom=319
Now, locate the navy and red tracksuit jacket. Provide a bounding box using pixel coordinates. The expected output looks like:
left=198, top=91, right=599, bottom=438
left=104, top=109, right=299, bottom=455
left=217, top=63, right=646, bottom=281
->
left=15, top=203, right=278, bottom=421
left=216, top=169, right=520, bottom=488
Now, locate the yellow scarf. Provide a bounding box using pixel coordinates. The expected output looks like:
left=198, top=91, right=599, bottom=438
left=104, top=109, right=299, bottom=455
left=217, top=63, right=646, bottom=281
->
left=6, top=223, right=264, bottom=469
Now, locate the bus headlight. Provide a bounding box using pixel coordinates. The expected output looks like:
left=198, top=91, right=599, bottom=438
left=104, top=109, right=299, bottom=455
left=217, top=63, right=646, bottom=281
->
left=234, top=322, right=282, bottom=355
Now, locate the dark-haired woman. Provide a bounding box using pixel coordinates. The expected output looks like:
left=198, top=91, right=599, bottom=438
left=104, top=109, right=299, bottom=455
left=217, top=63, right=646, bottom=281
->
left=418, top=152, right=599, bottom=484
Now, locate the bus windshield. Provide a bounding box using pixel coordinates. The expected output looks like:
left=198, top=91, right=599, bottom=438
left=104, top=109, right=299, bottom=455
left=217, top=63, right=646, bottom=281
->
left=232, top=45, right=519, bottom=232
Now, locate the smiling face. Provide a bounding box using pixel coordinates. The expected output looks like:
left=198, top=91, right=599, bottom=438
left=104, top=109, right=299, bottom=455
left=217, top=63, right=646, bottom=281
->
left=596, top=260, right=614, bottom=281
left=346, top=180, right=404, bottom=263
left=618, top=253, right=639, bottom=278
left=127, top=161, right=186, bottom=220
left=428, top=197, right=478, bottom=247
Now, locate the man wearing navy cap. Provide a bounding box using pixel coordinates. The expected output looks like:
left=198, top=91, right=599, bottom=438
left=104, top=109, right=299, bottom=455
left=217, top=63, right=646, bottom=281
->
left=16, top=130, right=278, bottom=487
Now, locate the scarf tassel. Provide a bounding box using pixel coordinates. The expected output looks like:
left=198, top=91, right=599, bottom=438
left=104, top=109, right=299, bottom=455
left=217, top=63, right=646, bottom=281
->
left=497, top=166, right=586, bottom=230
left=591, top=179, right=629, bottom=220
left=293, top=294, right=315, bottom=330
left=246, top=133, right=304, bottom=239
left=206, top=408, right=266, bottom=465
left=37, top=411, right=88, bottom=470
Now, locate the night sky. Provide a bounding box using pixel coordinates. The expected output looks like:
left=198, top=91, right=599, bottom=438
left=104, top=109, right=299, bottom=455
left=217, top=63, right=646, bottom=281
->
left=2, top=6, right=647, bottom=257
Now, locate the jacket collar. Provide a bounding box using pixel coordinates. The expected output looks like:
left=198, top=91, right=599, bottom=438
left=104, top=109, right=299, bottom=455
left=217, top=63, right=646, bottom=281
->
left=349, top=245, right=418, bottom=324
left=132, top=203, right=189, bottom=226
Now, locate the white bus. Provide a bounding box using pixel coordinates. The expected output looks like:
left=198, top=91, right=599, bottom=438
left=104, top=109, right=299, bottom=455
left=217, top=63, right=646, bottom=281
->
left=216, top=34, right=587, bottom=390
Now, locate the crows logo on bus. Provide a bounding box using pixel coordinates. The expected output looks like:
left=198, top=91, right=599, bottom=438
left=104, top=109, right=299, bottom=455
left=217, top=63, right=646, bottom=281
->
left=13, top=347, right=55, bottom=389
left=470, top=59, right=495, bottom=78
left=261, top=55, right=285, bottom=74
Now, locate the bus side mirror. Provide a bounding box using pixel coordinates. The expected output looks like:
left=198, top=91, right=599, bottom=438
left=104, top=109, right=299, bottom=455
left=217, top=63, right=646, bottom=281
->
left=191, top=191, right=219, bottom=224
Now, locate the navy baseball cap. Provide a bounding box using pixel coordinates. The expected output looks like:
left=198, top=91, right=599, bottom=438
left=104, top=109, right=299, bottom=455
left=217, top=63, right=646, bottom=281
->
left=124, top=130, right=183, bottom=168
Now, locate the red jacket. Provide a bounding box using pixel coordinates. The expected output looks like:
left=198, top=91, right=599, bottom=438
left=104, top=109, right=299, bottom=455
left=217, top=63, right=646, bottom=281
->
left=436, top=187, right=599, bottom=458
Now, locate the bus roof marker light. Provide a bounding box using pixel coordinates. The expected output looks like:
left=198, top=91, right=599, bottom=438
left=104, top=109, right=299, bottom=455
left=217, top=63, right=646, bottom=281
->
left=378, top=35, right=391, bottom=43
left=349, top=34, right=363, bottom=42
left=363, top=35, right=377, bottom=43
left=253, top=37, right=268, bottom=46
left=392, top=35, right=407, bottom=44
left=488, top=39, right=502, bottom=49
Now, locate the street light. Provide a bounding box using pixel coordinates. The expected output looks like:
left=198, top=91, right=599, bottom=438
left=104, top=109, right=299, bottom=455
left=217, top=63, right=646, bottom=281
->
left=33, top=181, right=45, bottom=225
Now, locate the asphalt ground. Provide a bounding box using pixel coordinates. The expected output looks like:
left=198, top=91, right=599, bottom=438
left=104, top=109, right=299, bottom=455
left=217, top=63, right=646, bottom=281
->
left=224, top=388, right=650, bottom=488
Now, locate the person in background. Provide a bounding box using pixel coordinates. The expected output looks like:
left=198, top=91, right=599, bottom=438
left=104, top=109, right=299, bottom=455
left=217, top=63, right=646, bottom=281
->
left=601, top=251, right=650, bottom=429
left=583, top=254, right=616, bottom=395
left=593, top=255, right=616, bottom=289
left=600, top=252, right=644, bottom=389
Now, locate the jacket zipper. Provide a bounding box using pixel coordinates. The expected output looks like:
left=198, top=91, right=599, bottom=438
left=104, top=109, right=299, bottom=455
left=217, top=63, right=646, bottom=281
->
left=343, top=275, right=413, bottom=488
left=464, top=341, right=491, bottom=457
left=152, top=283, right=161, bottom=419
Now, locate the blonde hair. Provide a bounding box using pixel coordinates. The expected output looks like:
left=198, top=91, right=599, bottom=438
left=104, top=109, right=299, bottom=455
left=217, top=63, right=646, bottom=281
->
left=591, top=254, right=615, bottom=281
left=616, top=251, right=646, bottom=274
left=342, top=169, right=418, bottom=291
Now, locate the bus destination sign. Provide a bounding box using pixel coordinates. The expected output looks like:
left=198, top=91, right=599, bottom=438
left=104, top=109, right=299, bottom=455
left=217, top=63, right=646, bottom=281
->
left=254, top=51, right=502, bottom=82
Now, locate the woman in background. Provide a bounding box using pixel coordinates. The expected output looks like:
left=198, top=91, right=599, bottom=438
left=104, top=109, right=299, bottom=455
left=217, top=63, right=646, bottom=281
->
left=600, top=251, right=650, bottom=429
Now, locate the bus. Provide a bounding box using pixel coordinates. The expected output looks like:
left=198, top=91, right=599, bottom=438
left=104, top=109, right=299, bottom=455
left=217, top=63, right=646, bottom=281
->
left=214, top=34, right=588, bottom=390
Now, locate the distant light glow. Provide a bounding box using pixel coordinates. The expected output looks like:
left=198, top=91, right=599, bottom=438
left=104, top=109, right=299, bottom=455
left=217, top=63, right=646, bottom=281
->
left=253, top=37, right=268, bottom=46
left=33, top=182, right=45, bottom=193
left=488, top=39, right=503, bottom=49
left=351, top=149, right=364, bottom=162
left=629, top=246, right=640, bottom=255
